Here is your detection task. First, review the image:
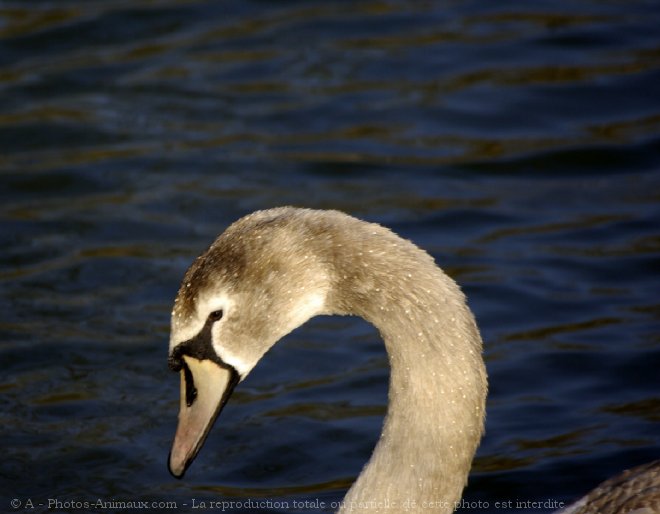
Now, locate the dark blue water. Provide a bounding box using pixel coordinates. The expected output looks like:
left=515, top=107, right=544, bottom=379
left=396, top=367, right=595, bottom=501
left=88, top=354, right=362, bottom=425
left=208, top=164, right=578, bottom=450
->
left=1, top=1, right=659, bottom=513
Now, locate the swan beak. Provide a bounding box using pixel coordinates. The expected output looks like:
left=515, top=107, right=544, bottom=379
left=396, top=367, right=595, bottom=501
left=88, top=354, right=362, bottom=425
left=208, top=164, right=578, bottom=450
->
left=168, top=355, right=238, bottom=478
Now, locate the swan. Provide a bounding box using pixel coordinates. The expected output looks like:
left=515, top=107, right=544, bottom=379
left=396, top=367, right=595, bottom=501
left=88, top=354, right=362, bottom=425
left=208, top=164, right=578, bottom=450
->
left=166, top=207, right=659, bottom=513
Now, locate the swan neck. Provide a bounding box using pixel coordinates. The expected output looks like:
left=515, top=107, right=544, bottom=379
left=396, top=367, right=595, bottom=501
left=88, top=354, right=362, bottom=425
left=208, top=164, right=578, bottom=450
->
left=334, top=244, right=486, bottom=513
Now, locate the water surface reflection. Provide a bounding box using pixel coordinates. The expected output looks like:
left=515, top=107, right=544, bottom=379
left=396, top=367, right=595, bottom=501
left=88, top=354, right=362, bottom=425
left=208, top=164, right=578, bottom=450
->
left=1, top=1, right=659, bottom=513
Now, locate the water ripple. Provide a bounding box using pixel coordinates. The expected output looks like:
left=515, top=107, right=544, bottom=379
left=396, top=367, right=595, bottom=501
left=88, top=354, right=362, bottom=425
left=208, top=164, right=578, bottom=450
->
left=1, top=1, right=659, bottom=512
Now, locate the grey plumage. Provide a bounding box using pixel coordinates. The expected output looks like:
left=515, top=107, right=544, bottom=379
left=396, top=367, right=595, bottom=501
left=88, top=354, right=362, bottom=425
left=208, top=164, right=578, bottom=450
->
left=167, top=207, right=659, bottom=514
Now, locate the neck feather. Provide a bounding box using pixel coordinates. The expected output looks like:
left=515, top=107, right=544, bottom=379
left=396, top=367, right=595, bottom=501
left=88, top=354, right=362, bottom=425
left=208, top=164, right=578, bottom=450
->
left=327, top=231, right=487, bottom=514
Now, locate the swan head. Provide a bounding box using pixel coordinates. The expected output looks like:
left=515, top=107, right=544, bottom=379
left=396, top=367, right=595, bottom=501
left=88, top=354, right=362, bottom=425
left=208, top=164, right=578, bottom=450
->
left=167, top=209, right=331, bottom=477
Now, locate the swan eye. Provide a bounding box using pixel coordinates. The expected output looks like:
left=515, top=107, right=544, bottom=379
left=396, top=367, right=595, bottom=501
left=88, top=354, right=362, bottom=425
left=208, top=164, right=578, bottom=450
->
left=208, top=310, right=223, bottom=323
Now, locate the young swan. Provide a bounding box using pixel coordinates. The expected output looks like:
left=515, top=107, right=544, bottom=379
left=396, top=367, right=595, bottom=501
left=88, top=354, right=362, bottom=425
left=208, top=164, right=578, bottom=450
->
left=168, top=207, right=487, bottom=513
left=167, top=207, right=660, bottom=513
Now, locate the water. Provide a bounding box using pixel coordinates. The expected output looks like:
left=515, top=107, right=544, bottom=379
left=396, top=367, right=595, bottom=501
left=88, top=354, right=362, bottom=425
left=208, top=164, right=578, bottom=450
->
left=1, top=1, right=659, bottom=513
